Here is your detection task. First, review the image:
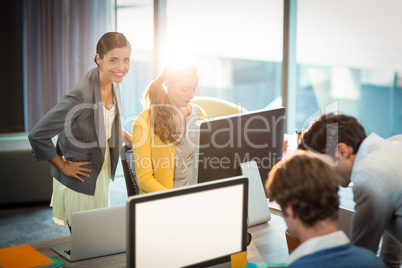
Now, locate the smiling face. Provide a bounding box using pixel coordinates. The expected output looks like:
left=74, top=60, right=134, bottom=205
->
left=97, top=46, right=131, bottom=84
left=165, top=75, right=199, bottom=108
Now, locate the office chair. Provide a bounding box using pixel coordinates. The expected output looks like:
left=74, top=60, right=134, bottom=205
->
left=120, top=144, right=139, bottom=196
left=191, top=96, right=248, bottom=118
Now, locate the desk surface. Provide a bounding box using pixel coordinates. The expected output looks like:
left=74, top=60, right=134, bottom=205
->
left=30, top=210, right=289, bottom=267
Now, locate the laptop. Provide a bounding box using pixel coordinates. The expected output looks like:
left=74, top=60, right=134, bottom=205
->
left=51, top=205, right=126, bottom=261
left=240, top=160, right=271, bottom=226
left=336, top=206, right=354, bottom=237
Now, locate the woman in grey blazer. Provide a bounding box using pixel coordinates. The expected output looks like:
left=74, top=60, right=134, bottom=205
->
left=28, top=32, right=132, bottom=229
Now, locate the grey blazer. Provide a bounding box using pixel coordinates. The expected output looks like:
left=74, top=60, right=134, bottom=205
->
left=28, top=68, right=122, bottom=195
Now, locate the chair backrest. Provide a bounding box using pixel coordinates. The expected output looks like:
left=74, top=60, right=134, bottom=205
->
left=191, top=96, right=248, bottom=118
left=120, top=144, right=139, bottom=196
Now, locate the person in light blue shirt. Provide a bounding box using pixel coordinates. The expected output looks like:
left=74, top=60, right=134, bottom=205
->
left=298, top=113, right=402, bottom=268
left=266, top=154, right=385, bottom=268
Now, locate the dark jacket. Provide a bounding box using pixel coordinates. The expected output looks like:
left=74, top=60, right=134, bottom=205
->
left=28, top=68, right=122, bottom=195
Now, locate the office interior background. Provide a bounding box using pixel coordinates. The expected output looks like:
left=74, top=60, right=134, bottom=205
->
left=2, top=0, right=402, bottom=139
left=1, top=0, right=401, bottom=251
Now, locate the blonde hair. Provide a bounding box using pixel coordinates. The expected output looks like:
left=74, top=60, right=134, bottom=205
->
left=142, top=62, right=198, bottom=143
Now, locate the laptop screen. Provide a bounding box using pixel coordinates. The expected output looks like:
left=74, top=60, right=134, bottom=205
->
left=51, top=204, right=126, bottom=262
left=127, top=176, right=248, bottom=268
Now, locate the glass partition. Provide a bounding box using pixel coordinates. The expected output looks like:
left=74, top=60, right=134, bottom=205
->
left=116, top=0, right=154, bottom=132
left=295, top=0, right=402, bottom=138
left=166, top=0, right=284, bottom=111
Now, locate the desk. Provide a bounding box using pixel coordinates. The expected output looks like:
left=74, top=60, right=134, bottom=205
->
left=30, top=210, right=289, bottom=267
left=247, top=210, right=289, bottom=264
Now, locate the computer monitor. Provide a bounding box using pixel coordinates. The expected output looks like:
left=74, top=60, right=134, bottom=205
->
left=127, top=176, right=248, bottom=268
left=192, top=107, right=286, bottom=186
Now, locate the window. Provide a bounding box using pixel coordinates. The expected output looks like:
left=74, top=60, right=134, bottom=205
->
left=294, top=0, right=402, bottom=138
left=165, top=0, right=284, bottom=111
left=117, top=0, right=284, bottom=128
left=116, top=0, right=154, bottom=132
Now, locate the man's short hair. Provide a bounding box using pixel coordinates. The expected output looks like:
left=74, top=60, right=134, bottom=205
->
left=298, top=113, right=366, bottom=157
left=267, top=154, right=339, bottom=227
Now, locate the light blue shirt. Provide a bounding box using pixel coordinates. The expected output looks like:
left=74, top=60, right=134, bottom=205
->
left=350, top=133, right=384, bottom=180
left=348, top=133, right=402, bottom=252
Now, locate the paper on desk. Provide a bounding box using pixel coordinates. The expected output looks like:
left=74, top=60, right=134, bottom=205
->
left=47, top=257, right=65, bottom=268
left=0, top=244, right=56, bottom=268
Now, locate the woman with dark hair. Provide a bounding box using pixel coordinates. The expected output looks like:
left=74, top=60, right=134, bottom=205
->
left=29, top=32, right=132, bottom=229
left=132, top=61, right=206, bottom=194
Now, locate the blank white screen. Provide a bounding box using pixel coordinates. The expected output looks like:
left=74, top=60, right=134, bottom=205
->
left=134, top=184, right=244, bottom=268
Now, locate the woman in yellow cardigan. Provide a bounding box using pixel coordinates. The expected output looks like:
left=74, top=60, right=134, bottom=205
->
left=132, top=62, right=206, bottom=194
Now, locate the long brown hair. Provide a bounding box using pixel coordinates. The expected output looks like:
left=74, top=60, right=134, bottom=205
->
left=143, top=62, right=198, bottom=143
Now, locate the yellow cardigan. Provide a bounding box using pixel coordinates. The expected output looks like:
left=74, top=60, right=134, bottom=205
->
left=132, top=104, right=206, bottom=194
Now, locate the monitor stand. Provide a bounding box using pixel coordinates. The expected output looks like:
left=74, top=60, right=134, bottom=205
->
left=241, top=161, right=271, bottom=227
